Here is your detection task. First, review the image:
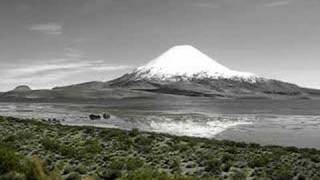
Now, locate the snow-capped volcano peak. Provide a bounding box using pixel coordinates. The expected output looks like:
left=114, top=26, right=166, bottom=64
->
left=134, top=45, right=258, bottom=82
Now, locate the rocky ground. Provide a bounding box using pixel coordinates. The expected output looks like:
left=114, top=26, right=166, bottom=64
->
left=1, top=116, right=320, bottom=180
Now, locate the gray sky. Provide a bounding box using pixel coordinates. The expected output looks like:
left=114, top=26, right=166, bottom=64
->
left=1, top=0, right=320, bottom=91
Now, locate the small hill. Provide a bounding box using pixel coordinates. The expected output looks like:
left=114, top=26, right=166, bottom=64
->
left=12, top=85, right=32, bottom=92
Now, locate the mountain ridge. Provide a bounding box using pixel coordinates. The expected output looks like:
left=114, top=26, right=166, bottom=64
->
left=1, top=45, right=319, bottom=101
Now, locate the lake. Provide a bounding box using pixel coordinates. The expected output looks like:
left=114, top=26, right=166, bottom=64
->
left=1, top=97, right=320, bottom=148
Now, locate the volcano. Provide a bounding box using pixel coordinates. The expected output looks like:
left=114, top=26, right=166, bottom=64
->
left=132, top=45, right=258, bottom=82
left=1, top=45, right=315, bottom=101
left=108, top=45, right=305, bottom=98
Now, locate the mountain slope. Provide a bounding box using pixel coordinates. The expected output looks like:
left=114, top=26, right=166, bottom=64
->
left=131, top=45, right=258, bottom=82
left=108, top=45, right=306, bottom=98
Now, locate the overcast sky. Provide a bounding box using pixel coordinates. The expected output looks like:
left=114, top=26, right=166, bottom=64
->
left=1, top=0, right=320, bottom=91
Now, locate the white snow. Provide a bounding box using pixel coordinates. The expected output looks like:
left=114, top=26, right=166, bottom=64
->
left=134, top=45, right=259, bottom=82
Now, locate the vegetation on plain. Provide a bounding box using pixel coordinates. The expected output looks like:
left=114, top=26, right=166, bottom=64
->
left=0, top=116, right=320, bottom=179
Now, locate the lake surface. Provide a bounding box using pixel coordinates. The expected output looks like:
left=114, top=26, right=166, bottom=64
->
left=1, top=97, right=320, bottom=148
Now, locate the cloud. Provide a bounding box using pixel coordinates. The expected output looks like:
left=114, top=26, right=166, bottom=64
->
left=0, top=59, right=132, bottom=91
left=265, top=0, right=293, bottom=7
left=187, top=0, right=221, bottom=9
left=29, top=23, right=63, bottom=35
left=191, top=2, right=220, bottom=9
left=0, top=47, right=133, bottom=91
left=89, top=65, right=132, bottom=71
left=6, top=60, right=131, bottom=78
left=65, top=48, right=84, bottom=58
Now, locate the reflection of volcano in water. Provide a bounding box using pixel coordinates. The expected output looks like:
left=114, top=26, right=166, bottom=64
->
left=103, top=113, right=253, bottom=138
left=65, top=114, right=253, bottom=138
left=0, top=102, right=252, bottom=137
left=149, top=118, right=252, bottom=138
left=2, top=102, right=320, bottom=148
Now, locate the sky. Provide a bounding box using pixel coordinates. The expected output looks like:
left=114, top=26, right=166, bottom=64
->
left=0, top=0, right=320, bottom=91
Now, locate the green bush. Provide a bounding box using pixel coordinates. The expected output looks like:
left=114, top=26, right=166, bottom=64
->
left=84, top=139, right=102, bottom=154
left=285, top=146, right=300, bottom=153
left=41, top=137, right=80, bottom=159
left=0, top=144, right=62, bottom=180
left=65, top=172, right=81, bottom=180
left=134, top=136, right=153, bottom=153
left=220, top=161, right=232, bottom=172
left=99, top=169, right=122, bottom=179
left=129, top=128, right=140, bottom=137
left=169, top=158, right=181, bottom=173
left=41, top=137, right=60, bottom=151
left=272, top=165, right=294, bottom=180
left=302, top=153, right=320, bottom=163
left=0, top=146, right=22, bottom=174
left=172, top=143, right=190, bottom=153
left=225, top=146, right=238, bottom=154
left=110, top=159, right=125, bottom=170
left=229, top=168, right=246, bottom=180
left=204, top=158, right=221, bottom=174
left=126, top=157, right=144, bottom=171
left=119, top=167, right=196, bottom=180
left=134, top=136, right=153, bottom=146
left=119, top=167, right=163, bottom=180
left=3, top=135, right=18, bottom=143
left=221, top=153, right=235, bottom=163
left=248, top=154, right=272, bottom=168
left=100, top=129, right=127, bottom=141
left=116, top=138, right=134, bottom=151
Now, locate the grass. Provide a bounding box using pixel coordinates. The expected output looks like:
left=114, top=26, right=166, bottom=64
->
left=0, top=116, right=320, bottom=179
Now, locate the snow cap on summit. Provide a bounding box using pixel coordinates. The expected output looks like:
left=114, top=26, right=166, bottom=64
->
left=135, top=45, right=258, bottom=81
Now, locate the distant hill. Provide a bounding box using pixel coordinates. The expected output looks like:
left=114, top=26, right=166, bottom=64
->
left=12, top=85, right=32, bottom=92
left=0, top=85, right=159, bottom=102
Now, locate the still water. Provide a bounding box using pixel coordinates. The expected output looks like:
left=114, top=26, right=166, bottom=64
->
left=1, top=97, right=320, bottom=148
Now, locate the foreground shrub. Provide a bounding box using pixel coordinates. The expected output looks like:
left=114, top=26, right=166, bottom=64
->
left=271, top=165, right=294, bottom=180
left=126, top=157, right=144, bottom=171
left=32, top=156, right=63, bottom=180
left=119, top=167, right=197, bottom=180
left=0, top=144, right=31, bottom=176
left=0, top=143, right=62, bottom=180
left=134, top=136, right=153, bottom=153
left=229, top=168, right=247, bottom=180
left=248, top=154, right=272, bottom=168
left=84, top=139, right=102, bottom=154
left=204, top=158, right=221, bottom=174
left=129, top=128, right=140, bottom=137
left=40, top=137, right=80, bottom=159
